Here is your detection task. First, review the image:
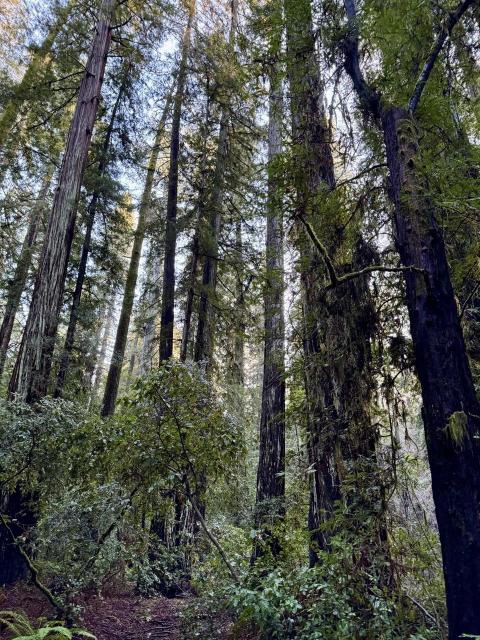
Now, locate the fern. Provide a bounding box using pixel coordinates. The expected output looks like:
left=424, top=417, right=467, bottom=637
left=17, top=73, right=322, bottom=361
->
left=0, top=611, right=95, bottom=640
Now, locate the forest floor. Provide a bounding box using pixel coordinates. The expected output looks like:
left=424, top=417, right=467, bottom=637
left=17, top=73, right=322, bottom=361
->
left=0, top=584, right=197, bottom=640
left=0, top=585, right=186, bottom=640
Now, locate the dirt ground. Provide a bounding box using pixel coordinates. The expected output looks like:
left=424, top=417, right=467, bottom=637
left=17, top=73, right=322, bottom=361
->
left=0, top=584, right=185, bottom=640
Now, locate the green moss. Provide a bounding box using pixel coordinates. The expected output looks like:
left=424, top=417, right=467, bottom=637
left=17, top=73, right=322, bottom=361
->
left=444, top=411, right=469, bottom=449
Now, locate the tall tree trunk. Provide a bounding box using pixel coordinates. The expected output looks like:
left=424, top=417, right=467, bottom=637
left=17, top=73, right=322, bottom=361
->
left=284, top=0, right=340, bottom=561
left=8, top=0, right=115, bottom=403
left=383, top=107, right=480, bottom=639
left=285, top=0, right=385, bottom=565
left=100, top=91, right=172, bottom=417
left=54, top=69, right=129, bottom=396
left=0, top=1, right=73, bottom=149
left=194, top=0, right=238, bottom=367
left=0, top=170, right=53, bottom=379
left=180, top=95, right=212, bottom=362
left=231, top=220, right=245, bottom=386
left=140, top=248, right=161, bottom=373
left=252, top=68, right=286, bottom=563
left=158, top=0, right=195, bottom=362
left=91, top=302, right=114, bottom=405
left=341, top=0, right=480, bottom=632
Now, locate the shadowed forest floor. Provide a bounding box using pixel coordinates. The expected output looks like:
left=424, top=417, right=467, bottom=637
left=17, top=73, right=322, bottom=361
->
left=0, top=585, right=214, bottom=640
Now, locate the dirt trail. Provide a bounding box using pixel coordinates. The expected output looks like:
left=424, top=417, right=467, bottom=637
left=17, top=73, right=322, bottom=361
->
left=82, top=595, right=185, bottom=640
left=0, top=585, right=186, bottom=640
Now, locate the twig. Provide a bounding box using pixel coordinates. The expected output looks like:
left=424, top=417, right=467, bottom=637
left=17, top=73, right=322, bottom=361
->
left=405, top=593, right=439, bottom=628
left=459, top=280, right=480, bottom=321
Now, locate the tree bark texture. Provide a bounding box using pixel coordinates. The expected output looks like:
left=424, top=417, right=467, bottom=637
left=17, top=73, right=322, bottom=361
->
left=383, top=107, right=480, bottom=639
left=8, top=0, right=115, bottom=403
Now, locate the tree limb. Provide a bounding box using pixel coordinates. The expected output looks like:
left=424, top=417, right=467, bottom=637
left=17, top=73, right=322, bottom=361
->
left=298, top=213, right=425, bottom=289
left=342, top=0, right=382, bottom=120
left=408, top=0, right=477, bottom=113
left=298, top=214, right=339, bottom=285
left=325, top=264, right=426, bottom=290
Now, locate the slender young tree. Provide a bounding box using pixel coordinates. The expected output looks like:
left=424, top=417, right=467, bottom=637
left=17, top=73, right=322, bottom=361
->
left=91, top=302, right=114, bottom=404
left=8, top=0, right=116, bottom=403
left=140, top=246, right=162, bottom=373
left=340, top=1, right=480, bottom=635
left=101, top=90, right=173, bottom=417
left=252, top=61, right=286, bottom=563
left=159, top=0, right=196, bottom=362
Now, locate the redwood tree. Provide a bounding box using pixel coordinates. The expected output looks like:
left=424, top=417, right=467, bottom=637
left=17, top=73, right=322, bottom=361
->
left=8, top=0, right=116, bottom=403
left=340, top=0, right=480, bottom=636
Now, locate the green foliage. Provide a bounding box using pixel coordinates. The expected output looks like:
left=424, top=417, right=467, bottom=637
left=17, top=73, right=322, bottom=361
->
left=117, top=361, right=243, bottom=497
left=228, top=545, right=439, bottom=640
left=0, top=611, right=94, bottom=640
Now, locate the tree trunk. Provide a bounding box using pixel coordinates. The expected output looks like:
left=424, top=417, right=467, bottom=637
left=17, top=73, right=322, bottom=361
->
left=91, top=303, right=114, bottom=405
left=140, top=248, right=161, bottom=373
left=231, top=220, right=245, bottom=386
left=284, top=0, right=340, bottom=561
left=0, top=488, right=36, bottom=586
left=252, top=68, right=286, bottom=563
left=100, top=90, right=172, bottom=417
left=0, top=171, right=52, bottom=379
left=285, top=0, right=385, bottom=565
left=194, top=0, right=238, bottom=367
left=54, top=70, right=129, bottom=396
left=8, top=0, right=115, bottom=403
left=159, top=0, right=195, bottom=362
left=383, top=107, right=480, bottom=640
left=180, top=96, right=212, bottom=362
